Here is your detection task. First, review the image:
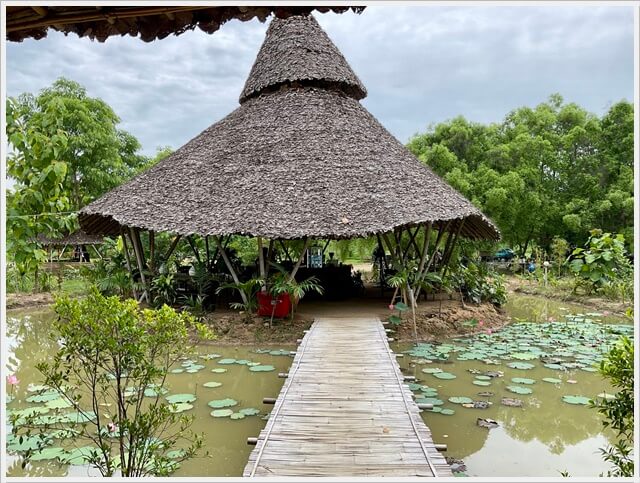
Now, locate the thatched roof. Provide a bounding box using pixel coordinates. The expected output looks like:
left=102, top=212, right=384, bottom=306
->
left=80, top=15, right=499, bottom=241
left=37, top=230, right=105, bottom=247
left=6, top=5, right=364, bottom=43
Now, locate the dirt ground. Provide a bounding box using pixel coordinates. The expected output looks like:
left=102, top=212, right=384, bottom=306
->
left=6, top=292, right=55, bottom=310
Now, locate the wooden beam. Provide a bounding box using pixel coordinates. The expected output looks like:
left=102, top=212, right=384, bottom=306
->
left=288, top=238, right=310, bottom=283
left=148, top=230, right=155, bottom=273
left=164, top=234, right=182, bottom=262
left=186, top=235, right=201, bottom=263
left=415, top=220, right=452, bottom=299
left=416, top=222, right=433, bottom=276
left=257, top=237, right=266, bottom=286
left=278, top=239, right=293, bottom=264
left=119, top=227, right=138, bottom=300
left=441, top=219, right=465, bottom=278
left=30, top=6, right=47, bottom=17
left=129, top=227, right=148, bottom=303
left=214, top=236, right=248, bottom=306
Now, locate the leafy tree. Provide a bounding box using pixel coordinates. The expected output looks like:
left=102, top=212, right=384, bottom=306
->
left=9, top=78, right=147, bottom=211
left=12, top=289, right=214, bottom=476
left=591, top=336, right=634, bottom=476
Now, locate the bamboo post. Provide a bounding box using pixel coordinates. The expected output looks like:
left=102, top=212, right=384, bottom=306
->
left=257, top=237, right=267, bottom=291
left=415, top=220, right=452, bottom=299
left=164, top=234, right=182, bottom=262
left=129, top=227, right=149, bottom=303
left=278, top=239, right=293, bottom=264
left=214, top=236, right=248, bottom=306
left=148, top=230, right=155, bottom=273
left=441, top=219, right=465, bottom=278
left=120, top=227, right=138, bottom=301
left=186, top=235, right=201, bottom=263
left=205, top=235, right=211, bottom=270
left=288, top=238, right=310, bottom=283
left=416, top=222, right=433, bottom=279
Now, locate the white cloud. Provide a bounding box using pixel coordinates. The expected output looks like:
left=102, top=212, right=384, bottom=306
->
left=6, top=5, right=634, bottom=155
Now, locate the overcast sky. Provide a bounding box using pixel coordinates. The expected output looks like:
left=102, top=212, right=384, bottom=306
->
left=6, top=5, right=635, bottom=157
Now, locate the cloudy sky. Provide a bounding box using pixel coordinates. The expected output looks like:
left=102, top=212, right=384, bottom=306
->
left=6, top=5, right=635, bottom=156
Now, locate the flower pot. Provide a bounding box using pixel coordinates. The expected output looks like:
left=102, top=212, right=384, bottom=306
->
left=256, top=292, right=291, bottom=318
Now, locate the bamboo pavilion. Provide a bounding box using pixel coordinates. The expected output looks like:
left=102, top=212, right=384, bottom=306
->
left=78, top=14, right=499, bottom=304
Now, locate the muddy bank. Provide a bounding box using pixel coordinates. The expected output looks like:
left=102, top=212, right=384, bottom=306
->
left=6, top=292, right=55, bottom=310
left=505, top=276, right=631, bottom=317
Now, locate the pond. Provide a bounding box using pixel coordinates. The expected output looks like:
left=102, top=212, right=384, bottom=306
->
left=4, top=295, right=633, bottom=477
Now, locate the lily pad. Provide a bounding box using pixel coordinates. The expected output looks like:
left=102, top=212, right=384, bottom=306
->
left=506, top=385, right=533, bottom=395
left=45, top=398, right=73, bottom=410
left=425, top=406, right=442, bottom=413
left=542, top=377, right=562, bottom=384
left=544, top=363, right=565, bottom=370
left=580, top=366, right=597, bottom=372
left=144, top=386, right=169, bottom=397
left=199, top=353, right=221, bottom=360
left=30, top=447, right=66, bottom=461
left=207, top=398, right=238, bottom=408
left=472, top=380, right=491, bottom=386
left=230, top=412, right=246, bottom=420
left=439, top=408, right=455, bottom=415
left=239, top=408, right=260, bottom=416
left=249, top=365, right=275, bottom=372
left=217, top=358, right=236, bottom=365
left=165, top=394, right=196, bottom=404
left=166, top=449, right=187, bottom=459
left=511, top=377, right=535, bottom=385
left=27, top=384, right=51, bottom=393
left=421, top=367, right=443, bottom=374
left=507, top=362, right=535, bottom=370
left=210, top=409, right=234, bottom=418
left=474, top=375, right=492, bottom=381
left=234, top=360, right=251, bottom=365
left=510, top=352, right=538, bottom=360
left=7, top=435, right=51, bottom=452
left=59, top=446, right=98, bottom=464
left=203, top=382, right=223, bottom=388
left=211, top=368, right=227, bottom=373
left=170, top=368, right=185, bottom=374
left=448, top=396, right=473, bottom=404
left=416, top=397, right=444, bottom=406
left=432, top=372, right=456, bottom=380
left=168, top=402, right=193, bottom=413
left=562, top=395, right=591, bottom=405
left=26, top=391, right=60, bottom=403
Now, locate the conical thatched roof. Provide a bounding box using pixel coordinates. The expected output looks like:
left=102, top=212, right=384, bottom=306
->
left=36, top=229, right=105, bottom=247
left=80, top=15, right=499, bottom=241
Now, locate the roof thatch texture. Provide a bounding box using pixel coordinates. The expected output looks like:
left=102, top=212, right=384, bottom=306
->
left=37, top=230, right=105, bottom=247
left=80, top=15, right=499, bottom=241
left=6, top=6, right=364, bottom=42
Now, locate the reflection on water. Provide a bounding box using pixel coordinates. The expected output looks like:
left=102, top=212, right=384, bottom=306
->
left=4, top=295, right=633, bottom=477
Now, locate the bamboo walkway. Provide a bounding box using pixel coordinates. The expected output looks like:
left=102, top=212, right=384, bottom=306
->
left=243, top=317, right=452, bottom=477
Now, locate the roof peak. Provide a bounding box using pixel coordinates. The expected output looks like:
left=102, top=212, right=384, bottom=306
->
left=239, top=14, right=366, bottom=103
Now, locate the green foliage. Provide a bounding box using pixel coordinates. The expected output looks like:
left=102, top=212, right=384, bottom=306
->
left=568, top=230, right=632, bottom=296
left=151, top=273, right=177, bottom=308
left=81, top=238, right=139, bottom=298
left=448, top=262, right=506, bottom=306
left=13, top=289, right=214, bottom=476
left=408, top=96, right=634, bottom=253
left=591, top=336, right=634, bottom=476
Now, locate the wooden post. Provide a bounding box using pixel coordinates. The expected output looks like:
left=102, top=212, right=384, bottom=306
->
left=441, top=219, right=465, bottom=278
left=149, top=230, right=155, bottom=273
left=257, top=237, right=267, bottom=290
left=416, top=222, right=433, bottom=278
left=120, top=227, right=138, bottom=301
left=186, top=235, right=201, bottom=263
left=164, top=234, right=182, bottom=262
left=278, top=239, right=293, bottom=264
left=214, top=236, right=248, bottom=306
left=205, top=235, right=211, bottom=270
left=288, top=238, right=310, bottom=283
left=129, top=227, right=148, bottom=303
left=415, top=220, right=452, bottom=300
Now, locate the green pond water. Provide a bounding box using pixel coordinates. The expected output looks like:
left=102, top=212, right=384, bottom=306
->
left=4, top=295, right=633, bottom=477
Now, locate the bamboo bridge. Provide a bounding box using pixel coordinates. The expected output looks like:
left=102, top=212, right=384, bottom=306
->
left=244, top=317, right=452, bottom=477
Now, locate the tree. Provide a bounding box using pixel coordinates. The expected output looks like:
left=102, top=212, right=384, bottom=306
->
left=591, top=336, right=634, bottom=476
left=11, top=289, right=214, bottom=476
left=9, top=78, right=147, bottom=211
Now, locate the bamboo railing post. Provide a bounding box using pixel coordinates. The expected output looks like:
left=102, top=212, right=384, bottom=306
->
left=214, top=236, right=249, bottom=306
left=129, top=227, right=149, bottom=303
left=120, top=227, right=139, bottom=301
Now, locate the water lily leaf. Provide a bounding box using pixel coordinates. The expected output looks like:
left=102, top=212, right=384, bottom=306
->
left=510, top=352, right=538, bottom=360
left=247, top=362, right=261, bottom=367
left=448, top=396, right=473, bottom=404
left=249, top=365, right=275, bottom=372
left=542, top=377, right=562, bottom=384
left=170, top=368, right=184, bottom=374
left=144, top=386, right=169, bottom=397
left=166, top=449, right=187, bottom=459
left=580, top=366, right=597, bottom=372
left=165, top=394, right=196, bottom=404
left=30, top=447, right=66, bottom=461
left=64, top=411, right=97, bottom=423
left=543, top=363, right=565, bottom=370
left=235, top=360, right=251, bottom=365
left=7, top=435, right=51, bottom=452
left=268, top=350, right=290, bottom=356
left=407, top=383, right=423, bottom=391
left=394, top=302, right=409, bottom=312
left=230, top=412, right=246, bottom=420
left=207, top=398, right=238, bottom=408
left=507, top=362, right=535, bottom=370
left=203, top=382, right=223, bottom=388
left=168, top=402, right=193, bottom=413
left=415, top=397, right=444, bottom=406
left=13, top=406, right=50, bottom=418
left=27, top=384, right=51, bottom=393
left=432, top=372, right=456, bottom=380
left=217, top=358, right=236, bottom=365
left=511, top=377, right=535, bottom=385
left=26, top=392, right=60, bottom=403
left=562, top=395, right=591, bottom=405
left=45, top=398, right=73, bottom=409
left=199, top=353, right=221, bottom=360
left=239, top=408, right=260, bottom=416
left=501, top=397, right=523, bottom=407
left=474, top=375, right=492, bottom=381
left=181, top=360, right=197, bottom=367
left=211, top=368, right=227, bottom=373
left=59, top=446, right=98, bottom=464
left=439, top=408, right=455, bottom=415
left=210, top=409, right=234, bottom=418
left=421, top=367, right=443, bottom=374
left=425, top=406, right=442, bottom=413
left=506, top=385, right=533, bottom=395
left=472, top=380, right=491, bottom=386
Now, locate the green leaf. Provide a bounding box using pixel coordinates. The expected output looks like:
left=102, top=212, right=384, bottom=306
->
left=203, top=381, right=223, bottom=388
left=249, top=365, right=275, bottom=372
left=165, top=393, right=196, bottom=404
left=394, top=302, right=409, bottom=312
left=210, top=409, right=234, bottom=418
left=207, top=398, right=238, bottom=408
left=561, top=395, right=591, bottom=405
